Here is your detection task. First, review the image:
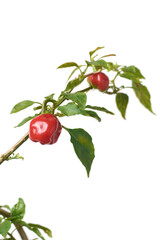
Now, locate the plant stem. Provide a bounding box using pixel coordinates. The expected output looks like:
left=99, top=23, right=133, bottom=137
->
left=0, top=69, right=101, bottom=166
left=0, top=208, right=28, bottom=240
left=7, top=232, right=17, bottom=240
left=0, top=132, right=29, bottom=165
left=55, top=69, right=101, bottom=109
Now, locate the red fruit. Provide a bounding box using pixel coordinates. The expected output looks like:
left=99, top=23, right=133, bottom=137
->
left=88, top=72, right=109, bottom=91
left=29, top=114, right=62, bottom=145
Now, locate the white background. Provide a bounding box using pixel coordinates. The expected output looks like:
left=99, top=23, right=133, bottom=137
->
left=0, top=1, right=160, bottom=240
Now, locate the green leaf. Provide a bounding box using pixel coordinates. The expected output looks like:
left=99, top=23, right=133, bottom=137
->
left=8, top=153, right=24, bottom=161
left=120, top=65, right=145, bottom=82
left=28, top=223, right=52, bottom=238
left=85, top=110, right=101, bottom=122
left=44, top=93, right=55, bottom=101
left=14, top=114, right=39, bottom=128
left=85, top=105, right=114, bottom=115
left=65, top=75, right=85, bottom=91
left=15, top=220, right=51, bottom=240
left=11, top=100, right=37, bottom=114
left=0, top=220, right=11, bottom=237
left=100, top=54, right=116, bottom=58
left=67, top=65, right=84, bottom=81
left=10, top=198, right=25, bottom=220
left=57, top=62, right=79, bottom=69
left=89, top=46, right=104, bottom=58
left=0, top=217, right=3, bottom=223
left=58, top=102, right=85, bottom=116
left=132, top=82, right=154, bottom=113
left=116, top=93, right=129, bottom=119
left=64, top=92, right=87, bottom=109
left=0, top=205, right=11, bottom=211
left=105, top=62, right=121, bottom=71
left=86, top=59, right=108, bottom=69
left=58, top=102, right=101, bottom=121
left=86, top=60, right=120, bottom=72
left=63, top=126, right=95, bottom=177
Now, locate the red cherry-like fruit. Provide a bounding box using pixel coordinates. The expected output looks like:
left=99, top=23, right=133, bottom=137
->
left=29, top=114, right=62, bottom=145
left=88, top=72, right=109, bottom=91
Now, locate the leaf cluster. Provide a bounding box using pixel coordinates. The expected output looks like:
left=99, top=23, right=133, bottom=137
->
left=0, top=198, right=52, bottom=240
left=9, top=46, right=154, bottom=177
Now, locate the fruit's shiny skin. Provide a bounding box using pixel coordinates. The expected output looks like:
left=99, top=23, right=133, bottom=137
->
left=29, top=114, right=62, bottom=145
left=88, top=72, right=109, bottom=91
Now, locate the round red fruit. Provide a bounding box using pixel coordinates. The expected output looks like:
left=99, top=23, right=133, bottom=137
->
left=29, top=114, right=62, bottom=145
left=88, top=72, right=109, bottom=91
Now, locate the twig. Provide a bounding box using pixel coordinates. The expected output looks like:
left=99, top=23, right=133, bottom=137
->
left=0, top=132, right=29, bottom=165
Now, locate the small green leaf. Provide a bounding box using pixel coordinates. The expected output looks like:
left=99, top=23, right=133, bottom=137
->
left=28, top=223, right=52, bottom=238
left=14, top=114, right=39, bottom=128
left=58, top=102, right=85, bottom=116
left=0, top=205, right=11, bottom=211
left=85, top=110, right=101, bottom=122
left=57, top=62, right=79, bottom=69
left=89, top=46, right=104, bottom=58
left=65, top=75, right=85, bottom=91
left=15, top=220, right=51, bottom=239
left=11, top=100, right=37, bottom=114
left=63, top=126, right=95, bottom=177
left=86, top=60, right=120, bottom=72
left=30, top=228, right=45, bottom=240
left=67, top=65, right=84, bottom=81
left=85, top=105, right=114, bottom=115
left=58, top=102, right=101, bottom=121
left=44, top=93, right=55, bottom=101
left=8, top=153, right=24, bottom=161
left=100, top=54, right=116, bottom=58
left=120, top=65, right=145, bottom=82
left=0, top=220, right=11, bottom=237
left=86, top=59, right=108, bottom=69
left=132, top=82, right=154, bottom=113
left=10, top=198, right=25, bottom=220
left=116, top=93, right=129, bottom=119
left=0, top=217, right=3, bottom=223
left=64, top=92, right=87, bottom=109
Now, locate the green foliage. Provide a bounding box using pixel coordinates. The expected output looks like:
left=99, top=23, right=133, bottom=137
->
left=132, top=82, right=154, bottom=113
left=85, top=110, right=101, bottom=122
left=67, top=65, right=84, bottom=80
left=0, top=220, right=11, bottom=237
left=14, top=114, right=39, bottom=128
left=0, top=205, right=11, bottom=211
left=10, top=100, right=39, bottom=114
left=28, top=223, right=52, bottom=238
left=57, top=62, right=79, bottom=69
left=8, top=153, right=24, bottom=161
left=89, top=46, right=104, bottom=58
left=63, top=126, right=95, bottom=177
left=58, top=102, right=101, bottom=122
left=58, top=102, right=86, bottom=116
left=0, top=198, right=52, bottom=239
left=10, top=198, right=25, bottom=220
left=65, top=75, right=85, bottom=91
left=116, top=93, right=129, bottom=119
left=120, top=65, right=145, bottom=82
left=85, top=105, right=114, bottom=115
left=64, top=92, right=87, bottom=109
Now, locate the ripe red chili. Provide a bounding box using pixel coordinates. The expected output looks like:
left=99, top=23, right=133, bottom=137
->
left=29, top=114, right=62, bottom=145
left=88, top=72, right=109, bottom=91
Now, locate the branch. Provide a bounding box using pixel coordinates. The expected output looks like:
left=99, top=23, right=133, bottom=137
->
left=0, top=208, right=28, bottom=240
left=0, top=132, right=29, bottom=165
left=0, top=70, right=101, bottom=166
